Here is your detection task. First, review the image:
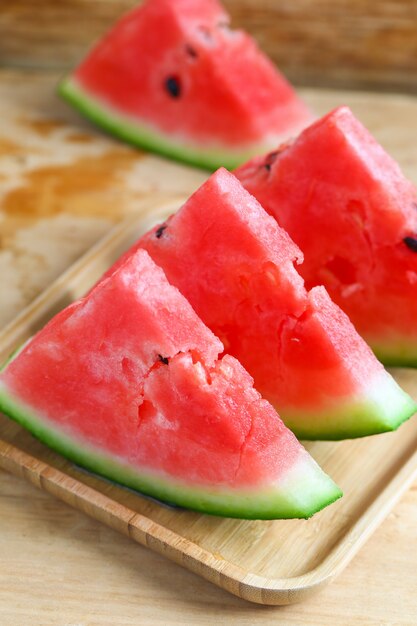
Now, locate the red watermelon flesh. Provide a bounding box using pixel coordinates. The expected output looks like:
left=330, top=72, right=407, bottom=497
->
left=108, top=169, right=416, bottom=439
left=235, top=106, right=417, bottom=365
left=0, top=249, right=341, bottom=519
left=58, top=0, right=313, bottom=170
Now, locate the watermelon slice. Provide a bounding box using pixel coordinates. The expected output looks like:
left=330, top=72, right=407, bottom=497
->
left=58, top=0, right=313, bottom=170
left=0, top=249, right=341, bottom=519
left=235, top=106, right=417, bottom=366
left=108, top=169, right=416, bottom=439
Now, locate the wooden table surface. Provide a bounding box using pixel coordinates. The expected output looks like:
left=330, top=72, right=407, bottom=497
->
left=1, top=70, right=417, bottom=625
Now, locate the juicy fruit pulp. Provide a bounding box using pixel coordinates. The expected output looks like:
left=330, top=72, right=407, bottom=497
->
left=108, top=169, right=416, bottom=439
left=235, top=106, right=417, bottom=366
left=59, top=0, right=313, bottom=170
left=0, top=249, right=341, bottom=519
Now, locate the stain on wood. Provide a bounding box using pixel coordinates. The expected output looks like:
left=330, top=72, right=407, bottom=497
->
left=0, top=137, right=26, bottom=157
left=17, top=116, right=69, bottom=137
left=0, top=143, right=140, bottom=326
left=65, top=131, right=95, bottom=143
left=2, top=149, right=143, bottom=223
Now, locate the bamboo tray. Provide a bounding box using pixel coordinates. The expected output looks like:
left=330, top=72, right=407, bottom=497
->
left=1, top=198, right=417, bottom=606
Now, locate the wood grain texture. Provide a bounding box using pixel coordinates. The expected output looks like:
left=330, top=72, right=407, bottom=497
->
left=1, top=200, right=417, bottom=606
left=1, top=467, right=416, bottom=625
left=0, top=0, right=416, bottom=92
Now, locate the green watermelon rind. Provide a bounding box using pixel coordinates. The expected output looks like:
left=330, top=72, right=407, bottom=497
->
left=58, top=78, right=279, bottom=171
left=371, top=343, right=417, bottom=368
left=0, top=382, right=342, bottom=520
left=280, top=371, right=417, bottom=441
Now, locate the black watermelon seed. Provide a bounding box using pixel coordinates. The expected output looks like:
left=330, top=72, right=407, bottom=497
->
left=155, top=224, right=167, bottom=239
left=165, top=76, right=181, bottom=98
left=403, top=236, right=417, bottom=252
left=185, top=44, right=198, bottom=58
left=263, top=151, right=279, bottom=171
left=158, top=354, right=169, bottom=365
left=413, top=202, right=417, bottom=211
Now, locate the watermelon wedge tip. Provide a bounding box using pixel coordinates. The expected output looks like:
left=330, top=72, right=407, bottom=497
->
left=59, top=0, right=313, bottom=170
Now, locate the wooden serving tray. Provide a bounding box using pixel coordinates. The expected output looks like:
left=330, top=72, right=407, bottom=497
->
left=1, top=198, right=417, bottom=606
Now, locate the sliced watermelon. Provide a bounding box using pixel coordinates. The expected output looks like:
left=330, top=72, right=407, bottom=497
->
left=0, top=249, right=341, bottom=519
left=235, top=106, right=417, bottom=366
left=107, top=169, right=416, bottom=439
left=58, top=0, right=313, bottom=170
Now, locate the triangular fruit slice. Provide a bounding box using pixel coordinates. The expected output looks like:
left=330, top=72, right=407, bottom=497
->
left=0, top=249, right=341, bottom=519
left=58, top=0, right=313, bottom=170
left=109, top=169, right=416, bottom=439
left=236, top=106, right=417, bottom=366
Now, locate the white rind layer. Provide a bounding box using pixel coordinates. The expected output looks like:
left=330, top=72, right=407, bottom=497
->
left=0, top=381, right=341, bottom=519
left=59, top=78, right=312, bottom=171
left=280, top=368, right=416, bottom=440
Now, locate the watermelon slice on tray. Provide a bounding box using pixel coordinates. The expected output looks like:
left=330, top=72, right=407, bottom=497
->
left=107, top=169, right=416, bottom=440
left=58, top=0, right=313, bottom=170
left=235, top=106, right=417, bottom=366
left=0, top=249, right=341, bottom=519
